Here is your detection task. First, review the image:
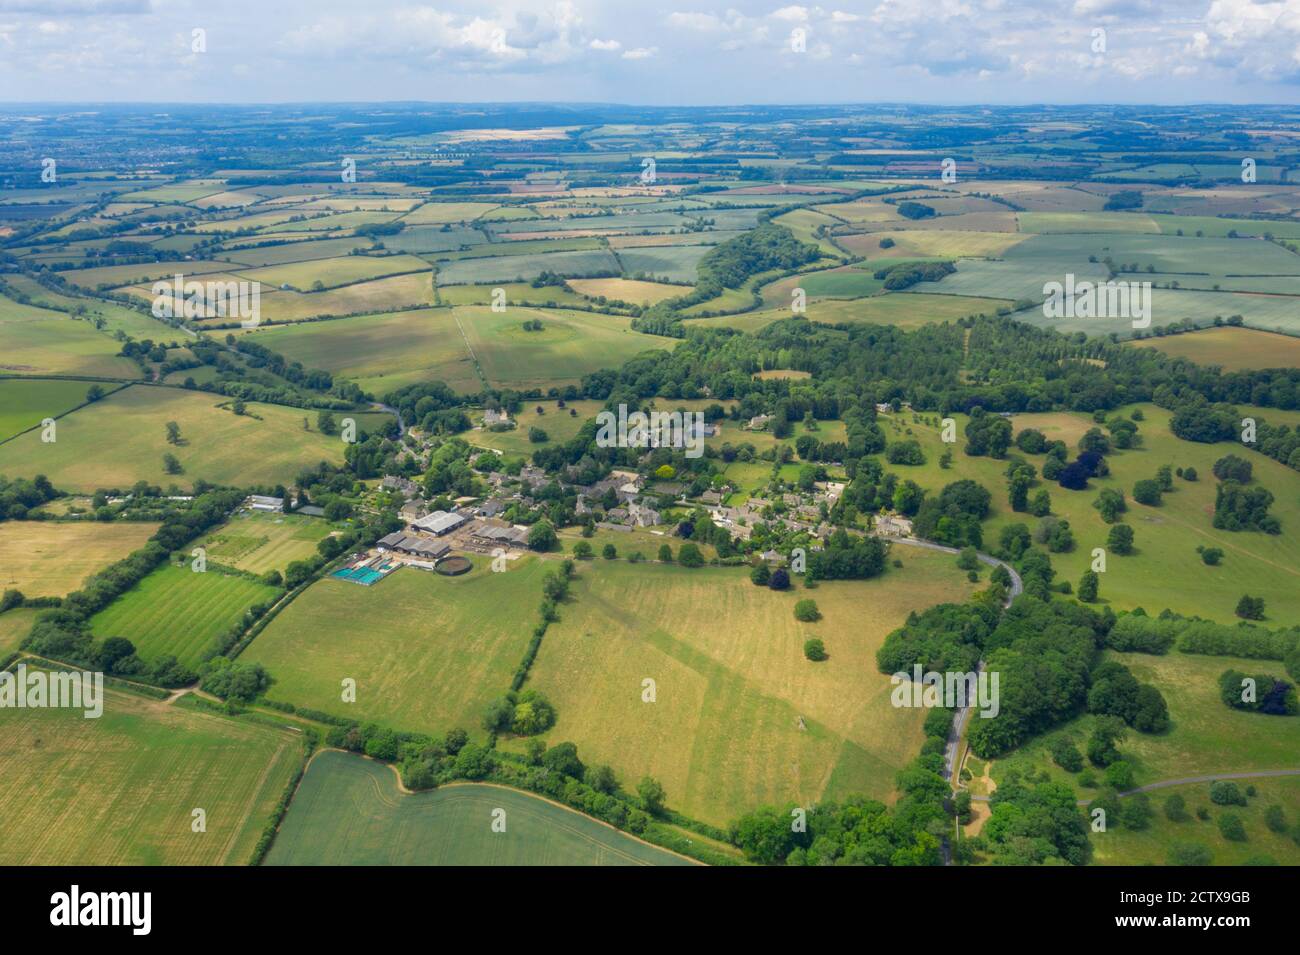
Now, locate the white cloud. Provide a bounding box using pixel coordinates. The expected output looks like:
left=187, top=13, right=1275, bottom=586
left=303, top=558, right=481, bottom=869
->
left=622, top=46, right=657, bottom=59
left=589, top=37, right=620, bottom=51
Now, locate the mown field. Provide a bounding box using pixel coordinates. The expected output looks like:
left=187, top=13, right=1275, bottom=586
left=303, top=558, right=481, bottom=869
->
left=0, top=687, right=300, bottom=865
left=0, top=293, right=142, bottom=379
left=89, top=562, right=281, bottom=668
left=0, top=520, right=158, bottom=597
left=470, top=399, right=605, bottom=456
left=197, top=511, right=333, bottom=575
left=511, top=553, right=978, bottom=827
left=0, top=385, right=368, bottom=492
left=265, top=750, right=693, bottom=866
left=243, top=559, right=545, bottom=738
left=0, top=607, right=39, bottom=653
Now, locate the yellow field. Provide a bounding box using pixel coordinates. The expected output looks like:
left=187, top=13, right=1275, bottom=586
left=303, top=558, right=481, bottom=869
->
left=566, top=278, right=686, bottom=305
left=515, top=553, right=978, bottom=826
left=857, top=230, right=1030, bottom=259
left=0, top=608, right=39, bottom=653
left=0, top=521, right=159, bottom=596
left=1129, top=326, right=1300, bottom=371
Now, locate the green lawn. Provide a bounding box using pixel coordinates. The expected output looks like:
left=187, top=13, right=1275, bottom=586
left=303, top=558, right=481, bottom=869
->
left=265, top=750, right=693, bottom=865
left=197, top=511, right=333, bottom=575
left=90, top=562, right=281, bottom=667
left=0, top=378, right=117, bottom=441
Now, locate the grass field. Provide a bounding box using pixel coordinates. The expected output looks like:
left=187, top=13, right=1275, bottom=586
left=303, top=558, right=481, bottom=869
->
left=470, top=399, right=604, bottom=456
left=265, top=750, right=693, bottom=865
left=1090, top=776, right=1300, bottom=866
left=876, top=403, right=1300, bottom=624
left=513, top=554, right=977, bottom=827
left=0, top=686, right=300, bottom=865
left=0, top=520, right=158, bottom=597
left=198, top=511, right=333, bottom=575
left=566, top=277, right=685, bottom=305
left=236, top=253, right=432, bottom=291
left=244, top=559, right=545, bottom=738
left=1128, top=326, right=1300, bottom=370
left=0, top=607, right=39, bottom=653
left=90, top=562, right=281, bottom=667
left=437, top=249, right=620, bottom=285
left=0, top=378, right=110, bottom=441
left=0, top=293, right=142, bottom=379
left=0, top=385, right=366, bottom=492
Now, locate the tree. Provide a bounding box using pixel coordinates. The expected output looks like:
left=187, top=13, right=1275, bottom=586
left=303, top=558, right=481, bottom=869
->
left=162, top=453, right=182, bottom=475
left=750, top=563, right=771, bottom=586
left=1235, top=594, right=1265, bottom=621
left=86, top=384, right=104, bottom=402
left=232, top=398, right=246, bottom=416
left=527, top=521, right=557, bottom=552
left=165, top=421, right=181, bottom=445
left=1132, top=479, right=1162, bottom=506
left=637, top=776, right=667, bottom=815
left=1093, top=488, right=1126, bottom=524
left=1107, top=524, right=1134, bottom=555
left=1163, top=794, right=1189, bottom=822
left=794, top=599, right=820, bottom=622
left=1217, top=812, right=1247, bottom=841
left=658, top=543, right=673, bottom=563
left=769, top=567, right=790, bottom=590
left=803, top=638, right=827, bottom=661
left=677, top=542, right=704, bottom=567
left=528, top=426, right=548, bottom=444
left=317, top=411, right=337, bottom=435
left=1167, top=842, right=1213, bottom=866
left=572, top=540, right=593, bottom=560
left=602, top=543, right=617, bottom=560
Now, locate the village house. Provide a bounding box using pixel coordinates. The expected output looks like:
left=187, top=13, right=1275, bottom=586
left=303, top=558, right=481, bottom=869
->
left=875, top=513, right=914, bottom=537
left=399, top=500, right=426, bottom=523
left=482, top=408, right=511, bottom=427
left=747, top=414, right=770, bottom=431
left=381, top=476, right=420, bottom=499
left=628, top=500, right=661, bottom=528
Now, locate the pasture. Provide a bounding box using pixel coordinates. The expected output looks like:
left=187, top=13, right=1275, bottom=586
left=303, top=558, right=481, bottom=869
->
left=0, top=385, right=365, bottom=492
left=0, top=520, right=159, bottom=597
left=243, top=559, right=545, bottom=738
left=266, top=750, right=692, bottom=865
left=1129, top=326, right=1300, bottom=370
left=514, top=554, right=977, bottom=826
left=0, top=377, right=108, bottom=441
left=0, top=607, right=39, bottom=653
left=0, top=685, right=300, bottom=865
left=0, top=294, right=141, bottom=379
left=90, top=562, right=281, bottom=667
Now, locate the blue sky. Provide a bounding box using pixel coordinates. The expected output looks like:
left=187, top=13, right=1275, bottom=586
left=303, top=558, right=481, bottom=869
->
left=2, top=0, right=1300, bottom=104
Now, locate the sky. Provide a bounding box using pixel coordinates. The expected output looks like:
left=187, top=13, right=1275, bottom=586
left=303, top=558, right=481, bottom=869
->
left=2, top=0, right=1300, bottom=105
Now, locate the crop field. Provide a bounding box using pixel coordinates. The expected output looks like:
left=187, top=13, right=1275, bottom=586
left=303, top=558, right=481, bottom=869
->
left=842, top=230, right=1029, bottom=259
left=566, top=277, right=686, bottom=304
left=236, top=253, right=432, bottom=291
left=515, top=554, right=978, bottom=827
left=0, top=385, right=365, bottom=492
left=436, top=282, right=590, bottom=309
left=877, top=403, right=1300, bottom=624
left=1129, top=326, right=1300, bottom=370
left=244, top=559, right=546, bottom=738
left=266, top=750, right=693, bottom=865
left=1017, top=211, right=1162, bottom=234
left=0, top=520, right=158, bottom=597
left=234, top=308, right=477, bottom=395
left=0, top=686, right=300, bottom=865
left=0, top=377, right=109, bottom=441
left=217, top=236, right=376, bottom=267
left=0, top=294, right=142, bottom=379
left=251, top=271, right=434, bottom=324
left=402, top=201, right=501, bottom=224
left=742, top=292, right=1006, bottom=330
left=197, top=511, right=333, bottom=575
left=89, top=562, right=281, bottom=667
left=614, top=245, right=708, bottom=283
left=436, top=249, right=620, bottom=285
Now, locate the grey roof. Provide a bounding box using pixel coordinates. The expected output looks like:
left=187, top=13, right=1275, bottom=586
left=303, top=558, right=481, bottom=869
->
left=412, top=510, right=466, bottom=535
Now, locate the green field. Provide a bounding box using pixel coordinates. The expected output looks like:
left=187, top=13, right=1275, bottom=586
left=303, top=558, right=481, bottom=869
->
left=244, top=559, right=545, bottom=738
left=875, top=404, right=1300, bottom=624
left=236, top=253, right=432, bottom=291
left=0, top=293, right=142, bottom=379
left=437, top=249, right=620, bottom=285
left=0, top=686, right=300, bottom=865
left=470, top=399, right=605, bottom=455
left=0, top=520, right=159, bottom=597
left=198, top=511, right=333, bottom=575
left=90, top=562, right=281, bottom=667
left=513, top=554, right=977, bottom=827
left=0, top=385, right=367, bottom=492
left=265, top=750, right=694, bottom=865
left=1129, top=326, right=1300, bottom=370
left=1090, top=776, right=1300, bottom=866
left=0, top=607, right=39, bottom=653
left=0, top=377, right=109, bottom=441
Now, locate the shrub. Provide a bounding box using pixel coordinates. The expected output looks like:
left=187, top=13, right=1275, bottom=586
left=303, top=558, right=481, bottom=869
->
left=1164, top=794, right=1189, bottom=822
left=1210, top=781, right=1247, bottom=806
left=793, top=599, right=821, bottom=622
left=1217, top=812, right=1247, bottom=841
left=803, top=638, right=827, bottom=662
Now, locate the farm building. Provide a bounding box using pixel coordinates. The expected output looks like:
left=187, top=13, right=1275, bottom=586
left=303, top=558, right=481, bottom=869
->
left=245, top=494, right=284, bottom=512
left=411, top=510, right=467, bottom=536
left=469, top=523, right=529, bottom=547
left=377, top=532, right=451, bottom=560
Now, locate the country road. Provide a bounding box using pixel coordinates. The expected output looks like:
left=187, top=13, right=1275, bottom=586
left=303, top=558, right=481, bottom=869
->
left=883, top=536, right=1023, bottom=783
left=969, top=768, right=1300, bottom=806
